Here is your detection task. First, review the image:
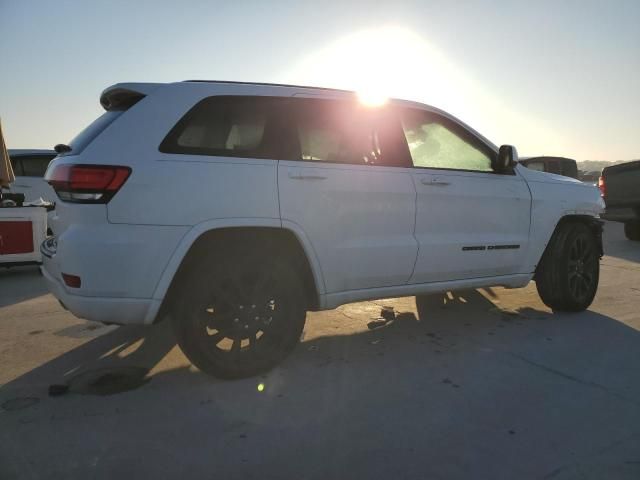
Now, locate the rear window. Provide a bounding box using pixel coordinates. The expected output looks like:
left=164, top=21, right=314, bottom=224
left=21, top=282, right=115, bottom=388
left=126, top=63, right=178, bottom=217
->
left=561, top=161, right=578, bottom=178
left=9, top=156, right=24, bottom=176
left=14, top=155, right=56, bottom=177
left=524, top=160, right=545, bottom=172
left=547, top=161, right=562, bottom=174
left=60, top=110, right=123, bottom=156
left=159, top=96, right=284, bottom=159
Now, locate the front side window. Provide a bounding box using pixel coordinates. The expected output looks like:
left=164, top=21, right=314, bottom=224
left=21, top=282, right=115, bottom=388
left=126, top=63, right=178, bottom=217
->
left=160, top=96, right=279, bottom=159
left=400, top=109, right=493, bottom=172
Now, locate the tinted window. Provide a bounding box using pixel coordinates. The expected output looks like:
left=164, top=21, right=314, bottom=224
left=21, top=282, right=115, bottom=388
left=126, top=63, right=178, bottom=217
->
left=525, top=160, right=545, bottom=171
left=291, top=99, right=410, bottom=167
left=547, top=161, right=562, bottom=174
left=160, top=96, right=283, bottom=159
left=400, top=109, right=493, bottom=172
left=62, top=111, right=123, bottom=156
left=562, top=161, right=578, bottom=178
left=19, top=155, right=55, bottom=177
left=9, top=156, right=24, bottom=176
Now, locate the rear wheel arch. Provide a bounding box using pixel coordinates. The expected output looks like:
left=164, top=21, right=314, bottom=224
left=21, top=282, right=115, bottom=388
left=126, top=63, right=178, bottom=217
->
left=157, top=226, right=321, bottom=322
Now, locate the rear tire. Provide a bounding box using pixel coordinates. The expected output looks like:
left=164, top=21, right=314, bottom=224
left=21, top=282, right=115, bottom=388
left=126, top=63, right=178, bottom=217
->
left=171, top=246, right=307, bottom=379
left=624, top=221, right=640, bottom=241
left=535, top=222, right=599, bottom=312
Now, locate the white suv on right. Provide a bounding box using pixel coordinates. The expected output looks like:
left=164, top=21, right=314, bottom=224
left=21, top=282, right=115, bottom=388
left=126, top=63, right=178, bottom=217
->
left=41, top=81, right=605, bottom=378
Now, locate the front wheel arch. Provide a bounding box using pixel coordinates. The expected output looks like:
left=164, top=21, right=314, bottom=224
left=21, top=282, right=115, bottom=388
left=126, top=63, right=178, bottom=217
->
left=535, top=218, right=601, bottom=311
left=535, top=215, right=603, bottom=275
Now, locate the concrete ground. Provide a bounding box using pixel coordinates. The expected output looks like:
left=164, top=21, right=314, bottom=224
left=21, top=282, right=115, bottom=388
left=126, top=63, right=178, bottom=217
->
left=1, top=221, right=639, bottom=480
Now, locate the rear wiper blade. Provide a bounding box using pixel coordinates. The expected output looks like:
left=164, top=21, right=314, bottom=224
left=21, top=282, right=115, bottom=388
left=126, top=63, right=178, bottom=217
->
left=54, top=143, right=72, bottom=154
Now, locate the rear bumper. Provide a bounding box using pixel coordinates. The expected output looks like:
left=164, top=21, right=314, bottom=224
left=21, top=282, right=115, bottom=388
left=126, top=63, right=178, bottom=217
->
left=41, top=259, right=161, bottom=325
left=38, top=221, right=187, bottom=325
left=601, top=206, right=639, bottom=223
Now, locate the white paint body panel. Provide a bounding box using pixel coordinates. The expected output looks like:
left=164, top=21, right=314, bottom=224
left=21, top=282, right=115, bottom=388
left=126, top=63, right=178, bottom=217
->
left=278, top=161, right=418, bottom=293
left=40, top=81, right=604, bottom=325
left=410, top=168, right=531, bottom=283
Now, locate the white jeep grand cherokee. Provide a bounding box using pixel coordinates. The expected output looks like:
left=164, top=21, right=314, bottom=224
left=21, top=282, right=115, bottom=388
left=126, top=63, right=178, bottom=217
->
left=41, top=81, right=605, bottom=378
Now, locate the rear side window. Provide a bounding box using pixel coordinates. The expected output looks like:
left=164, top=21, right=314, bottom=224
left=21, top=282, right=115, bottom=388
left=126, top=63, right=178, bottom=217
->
left=296, top=101, right=375, bottom=164
left=290, top=98, right=411, bottom=167
left=160, top=96, right=284, bottom=159
left=18, top=155, right=55, bottom=177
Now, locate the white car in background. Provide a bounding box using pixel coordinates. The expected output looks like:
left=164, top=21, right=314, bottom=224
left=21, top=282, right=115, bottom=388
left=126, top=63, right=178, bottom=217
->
left=41, top=81, right=605, bottom=379
left=8, top=149, right=57, bottom=202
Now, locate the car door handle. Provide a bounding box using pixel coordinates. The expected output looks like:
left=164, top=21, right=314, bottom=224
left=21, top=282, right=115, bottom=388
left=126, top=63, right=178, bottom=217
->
left=288, top=172, right=328, bottom=180
left=420, top=177, right=450, bottom=186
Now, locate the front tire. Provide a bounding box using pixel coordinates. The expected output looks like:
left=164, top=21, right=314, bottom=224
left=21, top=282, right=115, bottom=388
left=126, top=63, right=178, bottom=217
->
left=624, top=221, right=640, bottom=241
left=535, top=222, right=600, bottom=312
left=171, top=247, right=307, bottom=379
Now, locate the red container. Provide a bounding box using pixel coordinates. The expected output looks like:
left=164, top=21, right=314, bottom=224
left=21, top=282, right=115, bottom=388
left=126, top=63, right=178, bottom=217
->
left=0, top=221, right=34, bottom=255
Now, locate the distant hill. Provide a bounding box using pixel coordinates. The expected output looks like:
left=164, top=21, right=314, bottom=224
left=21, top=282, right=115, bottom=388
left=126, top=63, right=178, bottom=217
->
left=577, top=160, right=637, bottom=173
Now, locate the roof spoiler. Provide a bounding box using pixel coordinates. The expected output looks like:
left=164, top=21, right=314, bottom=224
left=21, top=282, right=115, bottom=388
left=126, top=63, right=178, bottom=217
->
left=100, top=83, right=162, bottom=111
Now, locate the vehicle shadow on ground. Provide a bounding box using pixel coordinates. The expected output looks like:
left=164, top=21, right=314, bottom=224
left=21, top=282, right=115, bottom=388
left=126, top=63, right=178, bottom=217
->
left=0, top=320, right=177, bottom=397
left=0, top=266, right=48, bottom=308
left=1, top=288, right=639, bottom=404
left=3, top=289, right=640, bottom=479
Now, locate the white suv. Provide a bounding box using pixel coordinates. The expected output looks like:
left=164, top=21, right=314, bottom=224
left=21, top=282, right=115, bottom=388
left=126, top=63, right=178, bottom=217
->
left=41, top=81, right=605, bottom=378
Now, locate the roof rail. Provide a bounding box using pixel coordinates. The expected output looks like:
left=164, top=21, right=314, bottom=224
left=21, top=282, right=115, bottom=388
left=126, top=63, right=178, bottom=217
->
left=182, top=80, right=355, bottom=94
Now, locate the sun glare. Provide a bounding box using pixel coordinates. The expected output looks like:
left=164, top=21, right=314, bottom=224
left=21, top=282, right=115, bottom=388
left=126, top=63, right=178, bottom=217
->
left=286, top=27, right=460, bottom=109
left=284, top=26, right=575, bottom=156
left=357, top=90, right=388, bottom=107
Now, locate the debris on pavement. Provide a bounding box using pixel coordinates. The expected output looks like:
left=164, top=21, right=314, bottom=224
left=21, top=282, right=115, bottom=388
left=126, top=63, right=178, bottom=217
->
left=67, top=366, right=150, bottom=396
left=367, top=306, right=396, bottom=330
left=48, top=384, right=70, bottom=397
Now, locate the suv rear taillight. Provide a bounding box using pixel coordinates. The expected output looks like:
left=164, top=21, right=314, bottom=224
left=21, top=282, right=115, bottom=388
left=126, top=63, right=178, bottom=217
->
left=598, top=175, right=606, bottom=198
left=45, top=164, right=131, bottom=203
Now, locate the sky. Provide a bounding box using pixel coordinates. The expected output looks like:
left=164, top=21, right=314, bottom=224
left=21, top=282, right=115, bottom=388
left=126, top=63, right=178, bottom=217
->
left=0, top=0, right=638, bottom=161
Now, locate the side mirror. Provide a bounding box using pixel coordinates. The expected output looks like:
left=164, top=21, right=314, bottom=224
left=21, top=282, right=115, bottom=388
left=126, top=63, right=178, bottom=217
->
left=493, top=145, right=518, bottom=173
